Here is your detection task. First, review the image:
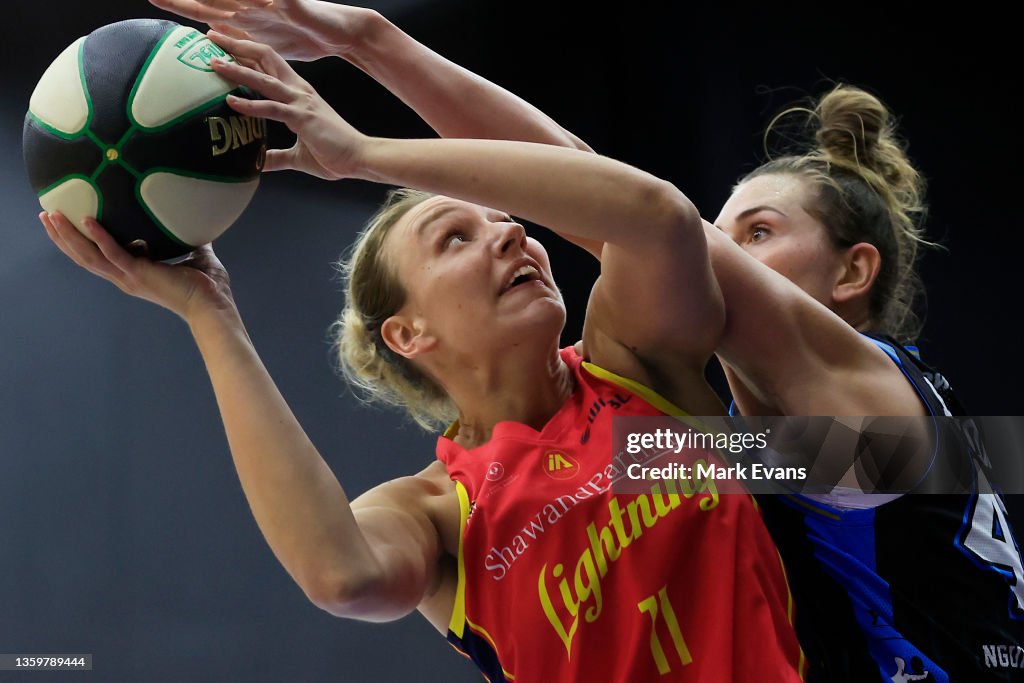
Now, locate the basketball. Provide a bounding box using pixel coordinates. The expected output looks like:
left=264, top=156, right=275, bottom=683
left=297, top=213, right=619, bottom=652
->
left=23, top=19, right=267, bottom=261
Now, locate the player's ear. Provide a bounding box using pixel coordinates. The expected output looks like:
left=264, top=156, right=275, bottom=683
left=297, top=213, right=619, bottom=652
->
left=833, top=242, right=881, bottom=305
left=381, top=314, right=437, bottom=360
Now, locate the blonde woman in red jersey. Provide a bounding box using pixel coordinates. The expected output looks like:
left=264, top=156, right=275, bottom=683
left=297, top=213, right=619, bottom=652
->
left=39, top=16, right=804, bottom=683
left=140, top=3, right=1024, bottom=681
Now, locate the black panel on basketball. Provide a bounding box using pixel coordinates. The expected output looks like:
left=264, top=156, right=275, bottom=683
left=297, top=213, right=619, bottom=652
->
left=121, top=96, right=264, bottom=179
left=94, top=162, right=183, bottom=261
left=81, top=19, right=177, bottom=145
left=22, top=118, right=103, bottom=190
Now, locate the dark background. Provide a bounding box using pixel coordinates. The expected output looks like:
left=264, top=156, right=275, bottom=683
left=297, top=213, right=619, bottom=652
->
left=3, top=1, right=1020, bottom=681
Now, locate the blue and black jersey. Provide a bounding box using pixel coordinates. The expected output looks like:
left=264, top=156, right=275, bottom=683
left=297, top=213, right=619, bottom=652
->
left=750, top=334, right=1024, bottom=682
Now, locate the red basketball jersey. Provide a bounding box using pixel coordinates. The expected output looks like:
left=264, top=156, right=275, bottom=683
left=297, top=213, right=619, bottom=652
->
left=438, top=347, right=805, bottom=682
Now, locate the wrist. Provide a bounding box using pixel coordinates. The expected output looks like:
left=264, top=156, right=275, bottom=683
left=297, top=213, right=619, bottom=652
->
left=347, top=135, right=390, bottom=184
left=333, top=7, right=390, bottom=64
left=185, top=297, right=244, bottom=338
left=320, top=4, right=385, bottom=60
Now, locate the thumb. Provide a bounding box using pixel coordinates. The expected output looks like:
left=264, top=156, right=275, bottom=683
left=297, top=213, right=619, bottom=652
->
left=262, top=147, right=297, bottom=172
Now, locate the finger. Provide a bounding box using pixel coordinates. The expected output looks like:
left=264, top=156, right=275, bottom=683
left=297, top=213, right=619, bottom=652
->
left=206, top=30, right=289, bottom=74
left=152, top=0, right=273, bottom=18
left=262, top=148, right=297, bottom=173
left=211, top=57, right=297, bottom=102
left=149, top=0, right=239, bottom=22
left=46, top=213, right=128, bottom=283
left=83, top=218, right=144, bottom=276
left=206, top=26, right=258, bottom=69
left=228, top=52, right=261, bottom=71
left=180, top=244, right=221, bottom=274
left=207, top=21, right=253, bottom=42
left=225, top=92, right=299, bottom=126
left=40, top=211, right=72, bottom=254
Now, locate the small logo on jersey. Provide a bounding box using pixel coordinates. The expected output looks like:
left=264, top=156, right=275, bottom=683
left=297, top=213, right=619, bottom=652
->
left=486, top=462, right=505, bottom=482
left=543, top=451, right=579, bottom=479
left=580, top=392, right=633, bottom=443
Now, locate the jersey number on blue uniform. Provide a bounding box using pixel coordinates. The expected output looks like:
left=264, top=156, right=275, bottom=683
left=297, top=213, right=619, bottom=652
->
left=959, top=493, right=1024, bottom=619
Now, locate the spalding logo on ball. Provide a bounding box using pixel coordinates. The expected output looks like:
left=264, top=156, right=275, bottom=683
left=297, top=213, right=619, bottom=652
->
left=23, top=19, right=267, bottom=261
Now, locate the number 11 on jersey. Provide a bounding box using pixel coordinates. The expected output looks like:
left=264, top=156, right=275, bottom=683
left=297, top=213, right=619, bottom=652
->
left=638, top=585, right=692, bottom=674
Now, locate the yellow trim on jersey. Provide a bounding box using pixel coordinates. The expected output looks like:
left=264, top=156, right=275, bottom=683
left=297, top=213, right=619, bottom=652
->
left=445, top=480, right=516, bottom=681
left=785, top=494, right=843, bottom=521
left=581, top=360, right=687, bottom=415
left=774, top=542, right=807, bottom=681
left=581, top=359, right=715, bottom=436
left=448, top=479, right=471, bottom=639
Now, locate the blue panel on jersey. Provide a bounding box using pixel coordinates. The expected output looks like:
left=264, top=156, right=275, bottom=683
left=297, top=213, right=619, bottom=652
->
left=447, top=628, right=510, bottom=683
left=795, top=499, right=949, bottom=682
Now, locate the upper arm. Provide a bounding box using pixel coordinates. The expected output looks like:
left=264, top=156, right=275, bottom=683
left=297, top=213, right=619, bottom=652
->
left=332, top=462, right=455, bottom=622
left=706, top=224, right=925, bottom=416
left=581, top=185, right=724, bottom=384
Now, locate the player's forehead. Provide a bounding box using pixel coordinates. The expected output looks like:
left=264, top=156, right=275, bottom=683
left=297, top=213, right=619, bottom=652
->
left=717, top=174, right=811, bottom=224
left=395, top=196, right=493, bottom=239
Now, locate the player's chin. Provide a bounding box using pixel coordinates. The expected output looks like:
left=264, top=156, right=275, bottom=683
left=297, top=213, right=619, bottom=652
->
left=503, top=299, right=567, bottom=340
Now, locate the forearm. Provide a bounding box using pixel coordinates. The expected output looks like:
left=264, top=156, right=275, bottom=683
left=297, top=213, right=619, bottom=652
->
left=187, top=307, right=379, bottom=600
left=342, top=9, right=591, bottom=150
left=341, top=9, right=603, bottom=256
left=355, top=137, right=696, bottom=246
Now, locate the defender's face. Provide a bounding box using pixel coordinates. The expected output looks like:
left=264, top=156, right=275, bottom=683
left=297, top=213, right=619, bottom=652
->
left=715, top=173, right=844, bottom=307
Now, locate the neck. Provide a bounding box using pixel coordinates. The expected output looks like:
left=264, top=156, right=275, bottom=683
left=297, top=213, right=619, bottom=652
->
left=833, top=300, right=872, bottom=333
left=438, top=340, right=573, bottom=448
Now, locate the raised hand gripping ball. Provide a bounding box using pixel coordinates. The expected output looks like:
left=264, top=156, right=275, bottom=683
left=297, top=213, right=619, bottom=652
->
left=24, top=19, right=267, bottom=261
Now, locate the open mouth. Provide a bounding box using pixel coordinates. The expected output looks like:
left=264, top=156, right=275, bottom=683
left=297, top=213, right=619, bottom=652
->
left=501, top=264, right=543, bottom=294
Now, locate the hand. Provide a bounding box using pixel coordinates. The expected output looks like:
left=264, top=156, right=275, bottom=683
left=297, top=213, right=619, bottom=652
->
left=149, top=0, right=378, bottom=62
left=208, top=31, right=368, bottom=180
left=41, top=212, right=237, bottom=323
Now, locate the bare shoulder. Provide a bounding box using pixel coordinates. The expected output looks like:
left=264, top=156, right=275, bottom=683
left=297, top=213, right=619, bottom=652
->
left=352, top=460, right=461, bottom=554
left=351, top=460, right=455, bottom=505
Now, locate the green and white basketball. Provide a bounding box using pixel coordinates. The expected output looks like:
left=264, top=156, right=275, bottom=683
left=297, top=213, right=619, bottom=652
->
left=24, top=19, right=267, bottom=261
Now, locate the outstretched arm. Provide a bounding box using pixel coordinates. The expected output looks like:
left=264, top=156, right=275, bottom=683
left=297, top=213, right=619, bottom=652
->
left=150, top=0, right=588, bottom=147
left=148, top=0, right=602, bottom=255
left=40, top=212, right=453, bottom=622
left=213, top=33, right=722, bottom=395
